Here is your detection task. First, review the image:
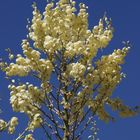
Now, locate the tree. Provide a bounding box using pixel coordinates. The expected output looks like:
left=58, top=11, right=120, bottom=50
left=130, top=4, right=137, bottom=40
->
left=0, top=0, right=139, bottom=139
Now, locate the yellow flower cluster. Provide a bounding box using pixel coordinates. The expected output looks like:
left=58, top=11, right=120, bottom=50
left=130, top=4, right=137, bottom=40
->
left=85, top=47, right=133, bottom=121
left=67, top=62, right=86, bottom=79
left=29, top=4, right=46, bottom=50
left=8, top=117, right=18, bottom=134
left=26, top=0, right=113, bottom=61
left=82, top=47, right=130, bottom=95
left=6, top=39, right=53, bottom=80
left=9, top=84, right=42, bottom=118
left=8, top=83, right=45, bottom=131
left=107, top=98, right=136, bottom=118
left=0, top=119, right=7, bottom=131
left=6, top=62, right=30, bottom=77
left=0, top=117, right=18, bottom=134
left=0, top=0, right=137, bottom=138
left=24, top=134, right=35, bottom=140
left=44, top=35, right=61, bottom=54
left=96, top=47, right=130, bottom=94
left=28, top=113, right=43, bottom=131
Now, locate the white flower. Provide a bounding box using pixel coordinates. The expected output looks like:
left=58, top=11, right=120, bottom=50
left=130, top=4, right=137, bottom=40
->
left=10, top=117, right=18, bottom=127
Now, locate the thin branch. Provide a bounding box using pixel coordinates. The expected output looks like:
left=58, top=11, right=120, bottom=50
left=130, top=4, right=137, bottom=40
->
left=41, top=123, right=52, bottom=140
left=15, top=127, right=29, bottom=140
left=75, top=92, right=107, bottom=139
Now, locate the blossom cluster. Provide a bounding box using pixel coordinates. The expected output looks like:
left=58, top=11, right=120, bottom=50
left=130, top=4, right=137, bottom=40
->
left=9, top=84, right=43, bottom=118
left=0, top=119, right=7, bottom=131
left=0, top=0, right=137, bottom=139
left=24, top=134, right=35, bottom=140
left=8, top=117, right=18, bottom=134
left=6, top=39, right=53, bottom=80
left=67, top=62, right=86, bottom=79
left=0, top=117, right=18, bottom=134
left=28, top=0, right=113, bottom=61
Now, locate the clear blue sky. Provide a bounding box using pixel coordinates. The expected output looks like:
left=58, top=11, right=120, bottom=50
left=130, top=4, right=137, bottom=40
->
left=0, top=0, right=140, bottom=140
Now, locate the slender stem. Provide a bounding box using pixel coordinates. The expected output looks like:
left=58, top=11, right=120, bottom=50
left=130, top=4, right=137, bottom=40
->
left=41, top=123, right=52, bottom=140
left=15, top=127, right=29, bottom=140
left=75, top=92, right=107, bottom=139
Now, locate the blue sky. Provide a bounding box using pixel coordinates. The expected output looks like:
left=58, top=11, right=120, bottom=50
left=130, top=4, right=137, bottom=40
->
left=0, top=0, right=140, bottom=140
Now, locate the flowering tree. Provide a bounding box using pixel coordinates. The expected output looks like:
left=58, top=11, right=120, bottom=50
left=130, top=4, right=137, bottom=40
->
left=0, top=0, right=139, bottom=139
